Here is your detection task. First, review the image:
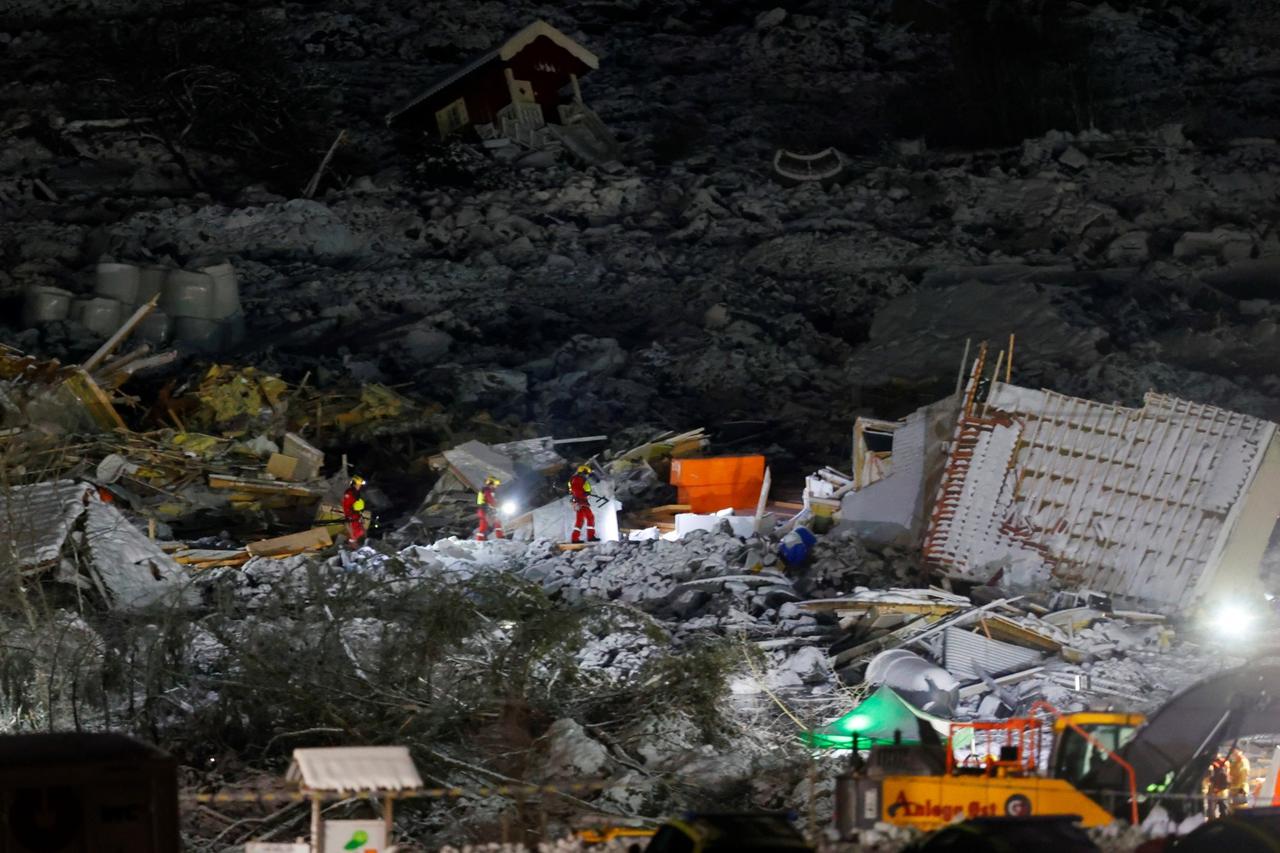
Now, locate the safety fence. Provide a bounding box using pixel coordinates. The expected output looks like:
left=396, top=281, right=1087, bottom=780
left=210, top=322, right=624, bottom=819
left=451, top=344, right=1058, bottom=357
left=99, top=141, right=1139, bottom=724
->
left=184, top=780, right=611, bottom=804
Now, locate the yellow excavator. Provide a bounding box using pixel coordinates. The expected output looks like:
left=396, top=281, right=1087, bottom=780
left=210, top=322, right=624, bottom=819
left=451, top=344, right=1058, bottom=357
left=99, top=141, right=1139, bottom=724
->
left=833, top=660, right=1280, bottom=836
left=835, top=705, right=1143, bottom=834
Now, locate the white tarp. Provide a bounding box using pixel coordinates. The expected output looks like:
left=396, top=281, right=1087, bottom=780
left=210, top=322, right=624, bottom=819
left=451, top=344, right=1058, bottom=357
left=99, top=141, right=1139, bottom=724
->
left=530, top=495, right=621, bottom=542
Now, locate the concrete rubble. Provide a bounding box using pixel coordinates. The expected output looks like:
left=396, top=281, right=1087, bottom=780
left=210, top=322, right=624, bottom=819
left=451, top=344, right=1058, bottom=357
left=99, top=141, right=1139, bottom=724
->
left=2, top=0, right=1280, bottom=849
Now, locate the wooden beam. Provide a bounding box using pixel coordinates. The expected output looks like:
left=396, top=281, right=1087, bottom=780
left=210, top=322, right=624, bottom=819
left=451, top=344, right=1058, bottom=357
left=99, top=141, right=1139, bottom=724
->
left=830, top=615, right=932, bottom=667
left=638, top=504, right=692, bottom=516
left=82, top=295, right=159, bottom=373
left=246, top=527, right=333, bottom=557
left=304, top=129, right=346, bottom=199
left=208, top=474, right=325, bottom=497
left=981, top=614, right=1063, bottom=652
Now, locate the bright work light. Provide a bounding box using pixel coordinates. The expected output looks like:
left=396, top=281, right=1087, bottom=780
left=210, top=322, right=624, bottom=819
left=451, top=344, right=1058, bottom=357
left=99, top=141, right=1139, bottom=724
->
left=501, top=500, right=518, bottom=517
left=1212, top=601, right=1257, bottom=639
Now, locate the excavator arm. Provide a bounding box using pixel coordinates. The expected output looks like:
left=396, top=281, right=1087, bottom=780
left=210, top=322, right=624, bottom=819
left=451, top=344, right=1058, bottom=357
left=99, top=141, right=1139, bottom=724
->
left=1081, top=659, right=1280, bottom=814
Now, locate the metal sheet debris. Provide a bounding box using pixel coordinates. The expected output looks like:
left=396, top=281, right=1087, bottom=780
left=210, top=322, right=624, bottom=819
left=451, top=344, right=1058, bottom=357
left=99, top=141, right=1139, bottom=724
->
left=942, top=626, right=1044, bottom=681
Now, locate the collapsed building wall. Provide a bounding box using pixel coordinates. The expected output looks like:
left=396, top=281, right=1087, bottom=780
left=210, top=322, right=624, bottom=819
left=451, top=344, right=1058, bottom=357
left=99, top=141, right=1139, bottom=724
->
left=921, top=382, right=1280, bottom=610
left=839, top=395, right=959, bottom=546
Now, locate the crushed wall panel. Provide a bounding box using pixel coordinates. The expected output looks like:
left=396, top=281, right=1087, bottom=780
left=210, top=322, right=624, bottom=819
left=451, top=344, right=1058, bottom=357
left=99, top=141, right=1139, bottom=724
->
left=924, top=383, right=1276, bottom=610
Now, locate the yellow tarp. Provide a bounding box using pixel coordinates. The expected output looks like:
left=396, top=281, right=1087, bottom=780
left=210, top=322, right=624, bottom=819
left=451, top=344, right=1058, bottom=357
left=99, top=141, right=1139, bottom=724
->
left=333, top=384, right=407, bottom=427
left=192, top=365, right=288, bottom=430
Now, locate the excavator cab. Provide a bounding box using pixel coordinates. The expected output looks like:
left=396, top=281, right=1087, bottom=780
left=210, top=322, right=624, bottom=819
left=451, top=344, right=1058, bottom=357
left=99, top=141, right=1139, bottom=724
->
left=836, top=708, right=1148, bottom=836
left=1049, top=712, right=1144, bottom=791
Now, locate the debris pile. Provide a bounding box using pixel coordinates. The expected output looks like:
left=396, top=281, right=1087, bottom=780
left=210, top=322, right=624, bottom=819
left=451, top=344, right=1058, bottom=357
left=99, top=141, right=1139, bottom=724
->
left=0, top=480, right=192, bottom=610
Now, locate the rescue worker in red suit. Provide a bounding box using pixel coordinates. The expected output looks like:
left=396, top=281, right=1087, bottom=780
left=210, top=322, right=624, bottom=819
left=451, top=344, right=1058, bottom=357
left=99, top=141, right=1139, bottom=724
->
left=476, top=475, right=505, bottom=541
left=342, top=475, right=368, bottom=548
left=569, top=464, right=597, bottom=543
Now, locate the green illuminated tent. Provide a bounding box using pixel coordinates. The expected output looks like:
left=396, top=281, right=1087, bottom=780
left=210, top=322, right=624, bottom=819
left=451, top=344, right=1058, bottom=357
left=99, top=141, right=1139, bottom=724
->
left=801, top=685, right=964, bottom=749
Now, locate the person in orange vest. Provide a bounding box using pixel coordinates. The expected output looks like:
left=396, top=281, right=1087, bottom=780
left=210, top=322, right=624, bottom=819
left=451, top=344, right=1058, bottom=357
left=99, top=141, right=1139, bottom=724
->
left=1203, top=752, right=1230, bottom=818
left=476, top=475, right=505, bottom=541
left=568, top=464, right=597, bottom=544
left=342, top=475, right=368, bottom=549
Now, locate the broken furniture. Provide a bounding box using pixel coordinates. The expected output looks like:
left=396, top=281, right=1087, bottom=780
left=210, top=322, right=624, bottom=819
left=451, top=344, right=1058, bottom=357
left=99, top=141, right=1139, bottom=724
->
left=386, top=20, right=620, bottom=165
left=0, top=343, right=131, bottom=433
left=286, top=745, right=423, bottom=853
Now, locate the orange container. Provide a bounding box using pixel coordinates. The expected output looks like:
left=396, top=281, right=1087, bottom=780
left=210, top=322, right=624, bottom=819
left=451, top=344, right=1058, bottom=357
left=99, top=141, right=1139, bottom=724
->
left=669, top=455, right=766, bottom=513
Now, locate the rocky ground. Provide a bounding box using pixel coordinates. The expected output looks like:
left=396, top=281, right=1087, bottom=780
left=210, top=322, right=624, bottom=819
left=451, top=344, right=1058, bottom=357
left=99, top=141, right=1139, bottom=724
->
left=2, top=0, right=1279, bottom=849
left=8, top=525, right=1222, bottom=848
left=4, top=0, right=1280, bottom=471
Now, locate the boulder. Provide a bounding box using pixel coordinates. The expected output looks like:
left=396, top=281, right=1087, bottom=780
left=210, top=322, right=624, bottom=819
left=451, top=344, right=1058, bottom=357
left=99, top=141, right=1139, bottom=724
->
left=543, top=718, right=610, bottom=778
left=1173, top=228, right=1254, bottom=261
left=1106, top=231, right=1151, bottom=265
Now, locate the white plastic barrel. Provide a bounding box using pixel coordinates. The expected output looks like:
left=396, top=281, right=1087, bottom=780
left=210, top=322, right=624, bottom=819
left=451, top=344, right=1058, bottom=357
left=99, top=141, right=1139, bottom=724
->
left=78, top=296, right=125, bottom=337
left=95, top=262, right=140, bottom=304
left=161, top=269, right=216, bottom=319
left=137, top=265, right=168, bottom=304
left=223, top=311, right=245, bottom=347
left=199, top=261, right=242, bottom=319
left=21, top=285, right=73, bottom=326
left=172, top=316, right=225, bottom=352
left=136, top=309, right=172, bottom=347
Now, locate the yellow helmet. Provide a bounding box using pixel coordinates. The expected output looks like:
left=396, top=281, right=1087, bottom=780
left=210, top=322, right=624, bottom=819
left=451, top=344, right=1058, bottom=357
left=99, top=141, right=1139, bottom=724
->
left=576, top=464, right=592, bottom=475
left=351, top=475, right=366, bottom=488
left=485, top=475, right=501, bottom=486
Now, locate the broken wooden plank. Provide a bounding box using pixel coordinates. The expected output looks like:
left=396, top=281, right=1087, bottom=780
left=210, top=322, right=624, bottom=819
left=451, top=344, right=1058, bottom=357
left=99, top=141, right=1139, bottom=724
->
left=187, top=556, right=253, bottom=570
left=830, top=615, right=933, bottom=667
left=118, top=350, right=178, bottom=377
left=208, top=474, right=324, bottom=497
left=979, top=614, right=1063, bottom=653
left=61, top=369, right=128, bottom=431
left=246, top=527, right=332, bottom=557
left=94, top=343, right=151, bottom=378
left=172, top=548, right=247, bottom=564
left=638, top=504, right=693, bottom=516
left=800, top=599, right=964, bottom=618
left=551, top=434, right=608, bottom=445
left=82, top=295, right=159, bottom=373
